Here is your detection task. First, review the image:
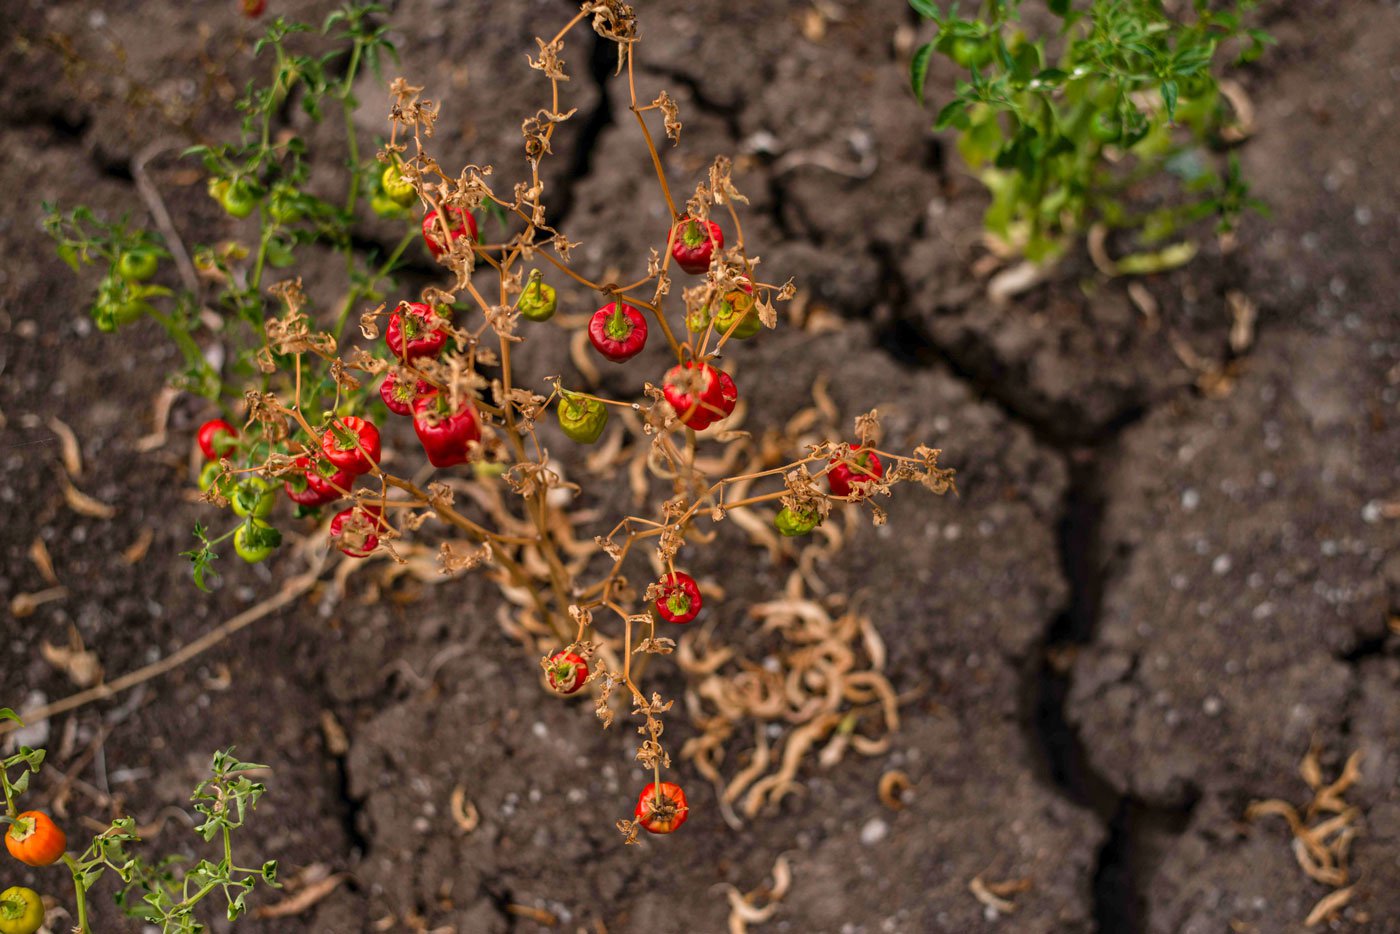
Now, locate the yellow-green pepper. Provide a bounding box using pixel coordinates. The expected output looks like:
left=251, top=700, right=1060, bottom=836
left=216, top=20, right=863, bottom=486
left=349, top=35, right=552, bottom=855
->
left=381, top=164, right=416, bottom=207
left=517, top=271, right=558, bottom=322
left=712, top=287, right=761, bottom=339
left=0, top=887, right=44, bottom=934
left=557, top=392, right=608, bottom=444
left=774, top=506, right=821, bottom=537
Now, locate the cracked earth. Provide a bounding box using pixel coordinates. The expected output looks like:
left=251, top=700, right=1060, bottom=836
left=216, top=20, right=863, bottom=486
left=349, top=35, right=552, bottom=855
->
left=2, top=1, right=1398, bottom=931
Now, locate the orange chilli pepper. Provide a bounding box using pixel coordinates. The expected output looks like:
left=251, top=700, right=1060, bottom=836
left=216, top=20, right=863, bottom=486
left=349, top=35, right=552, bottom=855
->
left=5, top=811, right=66, bottom=867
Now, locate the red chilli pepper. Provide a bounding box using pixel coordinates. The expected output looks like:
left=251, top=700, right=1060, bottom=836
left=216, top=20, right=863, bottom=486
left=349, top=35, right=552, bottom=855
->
left=412, top=391, right=481, bottom=468
left=588, top=302, right=648, bottom=363
left=669, top=217, right=722, bottom=275
left=422, top=206, right=478, bottom=258
left=306, top=461, right=354, bottom=502
left=379, top=370, right=431, bottom=417
left=284, top=456, right=354, bottom=507
left=196, top=419, right=238, bottom=460
left=635, top=782, right=689, bottom=834
left=714, top=369, right=738, bottom=419
left=329, top=505, right=381, bottom=558
left=320, top=416, right=380, bottom=476
left=662, top=361, right=735, bottom=430
left=545, top=651, right=589, bottom=695
left=655, top=571, right=702, bottom=624
left=386, top=302, right=449, bottom=361
left=827, top=445, right=885, bottom=498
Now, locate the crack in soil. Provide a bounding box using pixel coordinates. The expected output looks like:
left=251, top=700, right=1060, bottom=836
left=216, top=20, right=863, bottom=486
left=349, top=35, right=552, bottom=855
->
left=12, top=108, right=138, bottom=183
left=482, top=877, right=520, bottom=931
left=330, top=740, right=371, bottom=860
left=1031, top=446, right=1196, bottom=932
left=859, top=234, right=1211, bottom=931
left=544, top=28, right=617, bottom=233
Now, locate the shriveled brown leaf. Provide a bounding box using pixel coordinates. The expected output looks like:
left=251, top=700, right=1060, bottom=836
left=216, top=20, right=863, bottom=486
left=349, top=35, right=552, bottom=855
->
left=1227, top=290, right=1257, bottom=354
left=1087, top=223, right=1116, bottom=277
left=1311, top=751, right=1363, bottom=816
left=969, top=875, right=1020, bottom=914
left=11, top=586, right=67, bottom=619
left=1300, top=747, right=1324, bottom=790
left=1245, top=799, right=1304, bottom=836
left=320, top=711, right=349, bottom=756
left=450, top=785, right=480, bottom=832
left=1304, top=886, right=1352, bottom=927
left=1127, top=281, right=1160, bottom=332
left=122, top=528, right=154, bottom=565
left=506, top=904, right=557, bottom=926
left=1218, top=78, right=1256, bottom=143
left=134, top=386, right=178, bottom=452
left=47, top=417, right=82, bottom=478
left=878, top=770, right=911, bottom=810
left=59, top=474, right=116, bottom=519
left=29, top=537, right=59, bottom=585
left=724, top=855, right=791, bottom=934
left=40, top=632, right=103, bottom=688
left=253, top=873, right=347, bottom=919
left=200, top=663, right=233, bottom=691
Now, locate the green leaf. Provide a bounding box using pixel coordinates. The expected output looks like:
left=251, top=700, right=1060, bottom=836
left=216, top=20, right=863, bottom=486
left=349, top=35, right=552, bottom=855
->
left=1171, top=43, right=1214, bottom=76
left=265, top=239, right=296, bottom=269
left=934, top=99, right=969, bottom=130
left=81, top=865, right=107, bottom=892
left=908, top=0, right=942, bottom=19
left=1160, top=79, right=1179, bottom=121
left=1046, top=133, right=1076, bottom=158
left=0, top=708, right=20, bottom=726
left=1009, top=42, right=1042, bottom=83
left=910, top=42, right=936, bottom=105
left=1048, top=0, right=1070, bottom=14
left=57, top=244, right=82, bottom=272
left=182, top=524, right=219, bottom=593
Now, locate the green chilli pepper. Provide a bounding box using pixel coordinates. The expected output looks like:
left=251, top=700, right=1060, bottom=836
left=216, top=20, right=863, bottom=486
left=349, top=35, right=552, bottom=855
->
left=230, top=477, right=276, bottom=518
left=517, top=270, right=558, bottom=322
left=774, top=506, right=821, bottom=537
left=557, top=392, right=608, bottom=444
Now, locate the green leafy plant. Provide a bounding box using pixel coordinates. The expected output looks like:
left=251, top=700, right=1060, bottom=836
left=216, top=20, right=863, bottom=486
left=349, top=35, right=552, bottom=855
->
left=1, top=709, right=276, bottom=933
left=910, top=0, right=1270, bottom=265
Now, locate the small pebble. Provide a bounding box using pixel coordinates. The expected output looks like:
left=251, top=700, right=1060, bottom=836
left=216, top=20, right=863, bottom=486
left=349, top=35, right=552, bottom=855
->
left=860, top=817, right=889, bottom=846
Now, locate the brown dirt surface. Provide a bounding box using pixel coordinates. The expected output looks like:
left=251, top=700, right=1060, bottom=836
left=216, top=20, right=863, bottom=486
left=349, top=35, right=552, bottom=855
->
left=2, top=1, right=1397, bottom=932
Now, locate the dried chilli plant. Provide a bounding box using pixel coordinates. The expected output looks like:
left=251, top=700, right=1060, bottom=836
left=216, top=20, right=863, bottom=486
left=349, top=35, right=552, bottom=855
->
left=44, top=2, right=957, bottom=840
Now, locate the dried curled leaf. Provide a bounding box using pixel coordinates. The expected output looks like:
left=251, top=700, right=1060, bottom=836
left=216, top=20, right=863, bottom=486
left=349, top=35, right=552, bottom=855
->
left=654, top=90, right=681, bottom=143
left=59, top=473, right=116, bottom=519
left=450, top=785, right=480, bottom=833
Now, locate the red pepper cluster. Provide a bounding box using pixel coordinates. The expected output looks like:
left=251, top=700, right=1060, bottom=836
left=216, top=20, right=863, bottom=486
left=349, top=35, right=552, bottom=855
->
left=661, top=361, right=737, bottom=431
